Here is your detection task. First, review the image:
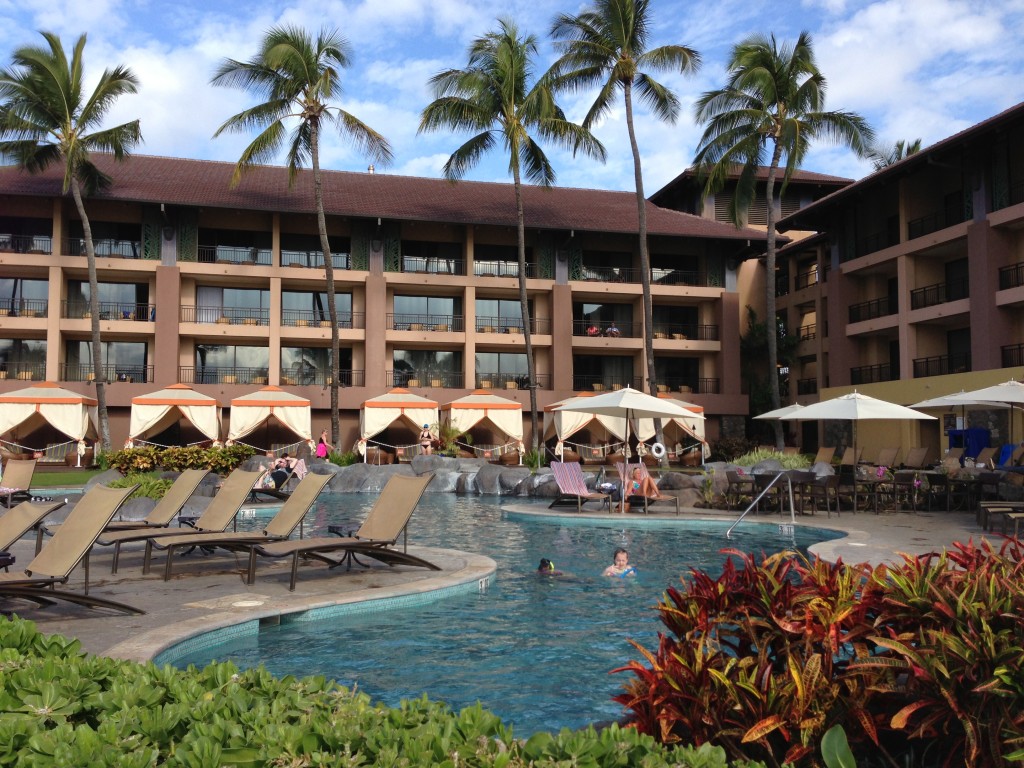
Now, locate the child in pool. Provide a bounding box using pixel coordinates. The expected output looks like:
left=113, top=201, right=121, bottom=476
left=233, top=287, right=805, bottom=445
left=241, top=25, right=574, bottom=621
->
left=603, top=547, right=637, bottom=577
left=536, top=558, right=564, bottom=576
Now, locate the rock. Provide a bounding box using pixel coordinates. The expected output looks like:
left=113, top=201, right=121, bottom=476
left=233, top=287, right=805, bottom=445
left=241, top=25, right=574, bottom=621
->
left=498, top=466, right=532, bottom=492
left=83, top=469, right=124, bottom=490
left=113, top=497, right=156, bottom=522
left=751, top=458, right=785, bottom=474
left=657, top=472, right=700, bottom=490
left=673, top=488, right=705, bottom=508
left=358, top=464, right=416, bottom=492
left=456, top=472, right=478, bottom=494
left=425, top=470, right=461, bottom=493
left=474, top=463, right=505, bottom=494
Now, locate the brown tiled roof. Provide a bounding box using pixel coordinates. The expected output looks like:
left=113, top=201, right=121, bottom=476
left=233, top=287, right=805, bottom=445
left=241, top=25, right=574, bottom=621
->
left=0, top=154, right=768, bottom=242
left=650, top=164, right=852, bottom=201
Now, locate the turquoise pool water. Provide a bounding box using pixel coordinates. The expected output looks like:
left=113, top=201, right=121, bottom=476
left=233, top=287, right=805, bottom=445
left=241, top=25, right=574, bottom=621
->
left=169, top=495, right=842, bottom=736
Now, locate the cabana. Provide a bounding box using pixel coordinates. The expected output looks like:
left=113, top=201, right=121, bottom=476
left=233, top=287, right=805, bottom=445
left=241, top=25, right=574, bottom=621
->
left=128, top=384, right=221, bottom=447
left=227, top=386, right=312, bottom=455
left=440, top=390, right=524, bottom=461
left=0, top=382, right=98, bottom=463
left=542, top=393, right=628, bottom=463
left=358, top=388, right=439, bottom=463
left=636, top=397, right=709, bottom=461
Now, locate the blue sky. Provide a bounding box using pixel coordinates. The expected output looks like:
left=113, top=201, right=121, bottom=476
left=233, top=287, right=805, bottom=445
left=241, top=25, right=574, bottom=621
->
left=2, top=0, right=1024, bottom=194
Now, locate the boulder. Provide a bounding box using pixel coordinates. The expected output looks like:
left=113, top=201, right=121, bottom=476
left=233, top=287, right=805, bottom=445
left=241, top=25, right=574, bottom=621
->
left=456, top=472, right=479, bottom=495
left=498, top=466, right=532, bottom=492
left=112, top=496, right=156, bottom=522
left=83, top=469, right=125, bottom=490
left=358, top=463, right=416, bottom=492
left=425, top=470, right=461, bottom=493
left=474, top=463, right=505, bottom=494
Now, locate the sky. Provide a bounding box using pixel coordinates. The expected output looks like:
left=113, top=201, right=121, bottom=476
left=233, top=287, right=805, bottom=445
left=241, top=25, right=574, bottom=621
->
left=1, top=0, right=1024, bottom=195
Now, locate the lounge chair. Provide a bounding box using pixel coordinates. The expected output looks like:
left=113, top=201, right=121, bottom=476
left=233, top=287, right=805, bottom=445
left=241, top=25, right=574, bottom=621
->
left=901, top=447, right=930, bottom=469
left=144, top=472, right=333, bottom=580
left=548, top=461, right=611, bottom=512
left=0, top=483, right=140, bottom=615
left=874, top=447, right=899, bottom=467
left=837, top=447, right=863, bottom=466
left=96, top=469, right=265, bottom=573
left=247, top=473, right=438, bottom=591
left=974, top=447, right=998, bottom=468
left=0, top=499, right=65, bottom=556
left=615, top=462, right=679, bottom=514
left=811, top=447, right=835, bottom=465
left=0, top=459, right=37, bottom=507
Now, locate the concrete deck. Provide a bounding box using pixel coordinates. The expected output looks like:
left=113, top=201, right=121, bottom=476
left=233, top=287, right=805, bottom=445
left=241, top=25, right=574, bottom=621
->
left=3, top=501, right=993, bottom=663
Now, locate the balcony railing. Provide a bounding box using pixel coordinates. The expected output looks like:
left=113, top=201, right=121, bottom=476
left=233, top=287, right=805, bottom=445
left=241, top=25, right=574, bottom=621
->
left=853, top=230, right=897, bottom=259
left=913, top=353, right=971, bottom=378
left=775, top=274, right=790, bottom=297
left=281, top=310, right=364, bottom=329
left=651, top=268, right=702, bottom=286
left=0, top=361, right=45, bottom=381
left=181, top=306, right=270, bottom=325
left=0, top=299, right=48, bottom=318
left=797, top=378, right=818, bottom=395
left=848, top=296, right=895, bottom=323
left=654, top=378, right=720, bottom=395
left=573, top=374, right=642, bottom=391
left=573, top=320, right=640, bottom=338
left=401, top=256, right=466, bottom=275
left=1002, top=344, right=1024, bottom=367
left=798, top=324, right=817, bottom=341
left=476, top=316, right=550, bottom=334
left=280, top=250, right=351, bottom=270
left=198, top=245, right=272, bottom=266
left=64, top=237, right=141, bottom=259
left=795, top=270, right=818, bottom=290
left=577, top=266, right=639, bottom=283
left=388, top=313, right=465, bottom=332
left=476, top=372, right=551, bottom=391
left=279, top=369, right=364, bottom=387
left=387, top=370, right=465, bottom=388
left=62, top=363, right=153, bottom=383
left=907, top=201, right=966, bottom=240
left=999, top=261, right=1024, bottom=290
left=850, top=364, right=895, bottom=385
left=0, top=234, right=52, bottom=254
left=179, top=366, right=271, bottom=385
left=62, top=301, right=154, bottom=321
left=473, top=260, right=536, bottom=278
left=910, top=279, right=969, bottom=310
left=652, top=324, right=719, bottom=341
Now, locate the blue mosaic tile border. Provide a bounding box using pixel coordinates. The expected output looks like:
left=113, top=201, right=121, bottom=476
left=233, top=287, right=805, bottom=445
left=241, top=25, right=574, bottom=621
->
left=155, top=620, right=260, bottom=665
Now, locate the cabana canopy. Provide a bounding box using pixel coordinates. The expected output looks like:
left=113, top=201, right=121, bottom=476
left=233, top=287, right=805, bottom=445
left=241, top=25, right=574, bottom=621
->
left=227, top=386, right=312, bottom=443
left=359, top=388, right=439, bottom=442
left=542, top=393, right=627, bottom=443
left=129, top=384, right=222, bottom=442
left=0, top=382, right=98, bottom=441
left=440, top=390, right=523, bottom=441
left=635, top=397, right=709, bottom=457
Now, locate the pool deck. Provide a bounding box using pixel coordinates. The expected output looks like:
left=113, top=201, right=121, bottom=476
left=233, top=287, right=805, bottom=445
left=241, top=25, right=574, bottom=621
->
left=4, top=500, right=993, bottom=662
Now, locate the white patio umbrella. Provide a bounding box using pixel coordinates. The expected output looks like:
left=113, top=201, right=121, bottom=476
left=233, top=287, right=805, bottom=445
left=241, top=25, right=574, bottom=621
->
left=753, top=403, right=805, bottom=420
left=946, top=379, right=1024, bottom=442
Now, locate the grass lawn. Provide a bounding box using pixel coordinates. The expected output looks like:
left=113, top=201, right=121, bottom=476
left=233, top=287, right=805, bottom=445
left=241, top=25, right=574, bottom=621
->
left=29, top=469, right=108, bottom=488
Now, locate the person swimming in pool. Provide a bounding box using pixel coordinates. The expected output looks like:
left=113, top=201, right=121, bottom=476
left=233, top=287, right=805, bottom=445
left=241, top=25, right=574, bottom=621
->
left=603, top=547, right=637, bottom=577
left=537, top=558, right=564, bottom=576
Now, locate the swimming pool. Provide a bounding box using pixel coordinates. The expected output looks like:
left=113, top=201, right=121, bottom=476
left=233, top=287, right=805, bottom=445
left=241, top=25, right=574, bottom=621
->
left=168, top=494, right=842, bottom=736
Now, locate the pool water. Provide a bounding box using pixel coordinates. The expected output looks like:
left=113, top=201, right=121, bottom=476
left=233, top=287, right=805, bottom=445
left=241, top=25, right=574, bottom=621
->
left=169, top=495, right=842, bottom=736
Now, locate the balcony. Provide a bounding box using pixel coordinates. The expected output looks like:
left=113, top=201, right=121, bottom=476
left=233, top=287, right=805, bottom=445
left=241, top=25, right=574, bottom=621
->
left=387, top=370, right=464, bottom=388
left=573, top=320, right=640, bottom=338
left=910, top=279, right=969, bottom=310
left=0, top=234, right=52, bottom=254
left=652, top=324, right=719, bottom=341
left=998, top=261, right=1024, bottom=290
left=198, top=245, right=272, bottom=266
left=281, top=250, right=351, bottom=270
left=62, top=363, right=153, bottom=384
left=573, top=374, right=642, bottom=392
left=181, top=305, right=270, bottom=325
left=651, top=267, right=702, bottom=286
left=388, top=313, right=465, bottom=332
left=281, top=310, right=364, bottom=329
left=850, top=364, right=895, bottom=385
left=852, top=230, right=897, bottom=260
left=473, top=260, right=536, bottom=278
left=913, top=353, right=971, bottom=378
left=179, top=366, right=271, bottom=385
left=848, top=296, right=895, bottom=323
left=653, top=378, right=720, bottom=395
left=795, top=270, right=818, bottom=290
left=64, top=237, right=141, bottom=259
left=798, top=324, right=817, bottom=341
left=0, top=361, right=45, bottom=381
left=576, top=265, right=638, bottom=283
left=797, top=378, right=818, bottom=395
left=401, top=255, right=465, bottom=275
left=63, top=301, right=155, bottom=321
left=477, top=316, right=550, bottom=334
left=907, top=199, right=966, bottom=240
left=0, top=299, right=48, bottom=318
left=775, top=274, right=790, bottom=297
left=279, top=369, right=364, bottom=387
left=476, top=372, right=550, bottom=391
left=1002, top=344, right=1024, bottom=368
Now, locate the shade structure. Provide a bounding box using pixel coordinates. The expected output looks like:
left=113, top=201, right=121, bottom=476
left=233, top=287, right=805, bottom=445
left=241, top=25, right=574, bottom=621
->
left=0, top=382, right=98, bottom=441
left=129, top=384, right=222, bottom=442
left=440, top=390, right=523, bottom=442
left=359, top=388, right=439, bottom=442
left=753, top=403, right=806, bottom=420
left=635, top=397, right=708, bottom=458
left=542, top=393, right=628, bottom=445
left=946, top=379, right=1024, bottom=441
left=227, top=386, right=312, bottom=444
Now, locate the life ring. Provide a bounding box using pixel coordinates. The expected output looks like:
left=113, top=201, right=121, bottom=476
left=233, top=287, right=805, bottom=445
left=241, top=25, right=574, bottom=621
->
left=651, top=442, right=667, bottom=459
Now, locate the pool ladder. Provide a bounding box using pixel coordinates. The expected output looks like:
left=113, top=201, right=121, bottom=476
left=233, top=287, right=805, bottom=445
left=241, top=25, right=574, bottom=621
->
left=726, top=471, right=798, bottom=538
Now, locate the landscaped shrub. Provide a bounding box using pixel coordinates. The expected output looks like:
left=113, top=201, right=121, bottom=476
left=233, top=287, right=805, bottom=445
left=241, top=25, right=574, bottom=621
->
left=107, top=444, right=255, bottom=475
left=0, top=616, right=768, bottom=767
left=615, top=541, right=1024, bottom=767
left=732, top=448, right=813, bottom=469
left=329, top=449, right=359, bottom=466
left=108, top=472, right=173, bottom=500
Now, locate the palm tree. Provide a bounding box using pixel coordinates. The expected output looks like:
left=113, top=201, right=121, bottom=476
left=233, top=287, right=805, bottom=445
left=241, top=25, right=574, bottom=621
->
left=692, top=31, right=873, bottom=448
left=212, top=25, right=392, bottom=450
left=419, top=17, right=605, bottom=456
left=550, top=0, right=701, bottom=416
left=867, top=138, right=922, bottom=170
left=0, top=32, right=142, bottom=453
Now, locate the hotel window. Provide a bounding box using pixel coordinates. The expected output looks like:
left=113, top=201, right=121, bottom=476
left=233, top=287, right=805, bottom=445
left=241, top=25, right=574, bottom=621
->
left=67, top=280, right=149, bottom=319
left=193, top=344, right=269, bottom=384
left=66, top=340, right=147, bottom=382
left=0, top=278, right=48, bottom=315
left=282, top=291, right=352, bottom=326
left=281, top=347, right=352, bottom=386
left=196, top=286, right=269, bottom=323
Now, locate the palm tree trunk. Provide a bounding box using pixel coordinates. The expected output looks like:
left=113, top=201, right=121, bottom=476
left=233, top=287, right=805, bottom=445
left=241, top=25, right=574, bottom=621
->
left=310, top=120, right=342, bottom=451
left=765, top=141, right=784, bottom=449
left=70, top=178, right=110, bottom=452
left=512, top=163, right=539, bottom=455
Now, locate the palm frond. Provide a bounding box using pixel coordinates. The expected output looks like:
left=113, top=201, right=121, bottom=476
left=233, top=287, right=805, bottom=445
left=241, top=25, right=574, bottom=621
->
left=634, top=74, right=681, bottom=123
left=518, top=135, right=555, bottom=187
left=336, top=109, right=394, bottom=165
left=442, top=132, right=495, bottom=181
left=231, top=121, right=287, bottom=187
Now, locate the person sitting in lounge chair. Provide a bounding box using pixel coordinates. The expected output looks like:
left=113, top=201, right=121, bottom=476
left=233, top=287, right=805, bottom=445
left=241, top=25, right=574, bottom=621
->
left=270, top=454, right=298, bottom=489
left=623, top=466, right=661, bottom=513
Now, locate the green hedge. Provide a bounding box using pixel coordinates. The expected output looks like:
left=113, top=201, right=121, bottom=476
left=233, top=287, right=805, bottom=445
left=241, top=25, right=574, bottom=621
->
left=107, top=445, right=255, bottom=475
left=0, top=617, right=767, bottom=767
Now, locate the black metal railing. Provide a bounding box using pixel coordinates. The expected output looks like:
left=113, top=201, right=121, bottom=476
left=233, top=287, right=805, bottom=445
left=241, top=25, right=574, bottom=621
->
left=387, top=370, right=465, bottom=388
left=907, top=202, right=966, bottom=240
left=850, top=364, right=895, bottom=385
left=387, top=313, right=465, bottom=332
left=572, top=374, right=642, bottom=391
left=910, top=279, right=969, bottom=310
left=473, top=260, right=536, bottom=278
left=651, top=268, right=702, bottom=286
left=1002, top=344, right=1024, bottom=367
left=797, top=378, right=818, bottom=395
left=0, top=361, right=46, bottom=381
left=0, top=298, right=48, bottom=318
left=652, top=324, right=719, bottom=341
left=775, top=275, right=790, bottom=297
left=62, top=363, right=153, bottom=383
left=281, top=310, right=364, bottom=329
left=657, top=378, right=719, bottom=395
left=198, top=245, right=273, bottom=266
left=62, top=300, right=155, bottom=321
left=577, top=266, right=639, bottom=283
left=279, top=369, right=364, bottom=387
left=476, top=372, right=551, bottom=391
left=795, top=270, right=818, bottom=290
left=998, top=261, right=1024, bottom=290
left=913, top=353, right=971, bottom=378
left=573, top=320, right=640, bottom=338
left=799, top=324, right=817, bottom=341
left=849, top=296, right=895, bottom=323
left=0, top=234, right=52, bottom=254
left=179, top=366, right=271, bottom=385
left=180, top=305, right=270, bottom=325
left=476, top=316, right=550, bottom=334
left=64, top=237, right=141, bottom=259
left=853, top=230, right=896, bottom=259
left=401, top=256, right=466, bottom=275
left=280, top=250, right=351, bottom=270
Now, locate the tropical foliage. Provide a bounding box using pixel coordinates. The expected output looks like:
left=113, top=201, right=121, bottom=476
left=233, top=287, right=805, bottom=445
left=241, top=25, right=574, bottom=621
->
left=107, top=472, right=174, bottom=500
left=866, top=138, right=922, bottom=170
left=107, top=444, right=254, bottom=475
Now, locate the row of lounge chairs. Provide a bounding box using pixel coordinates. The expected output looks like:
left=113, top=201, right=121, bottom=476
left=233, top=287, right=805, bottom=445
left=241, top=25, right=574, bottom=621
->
left=0, top=468, right=439, bottom=615
left=547, top=461, right=679, bottom=514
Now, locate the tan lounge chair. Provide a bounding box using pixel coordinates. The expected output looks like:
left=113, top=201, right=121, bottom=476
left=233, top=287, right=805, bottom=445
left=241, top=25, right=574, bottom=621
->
left=973, top=447, right=998, bottom=468
left=247, top=473, right=438, bottom=591
left=0, top=484, right=140, bottom=614
left=901, top=447, right=929, bottom=469
left=616, top=462, right=679, bottom=514
left=548, top=461, right=611, bottom=511
left=145, top=472, right=332, bottom=580
left=874, top=447, right=899, bottom=467
left=0, top=459, right=37, bottom=507
left=811, top=447, right=835, bottom=465
left=0, top=499, right=65, bottom=556
left=96, top=469, right=265, bottom=573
